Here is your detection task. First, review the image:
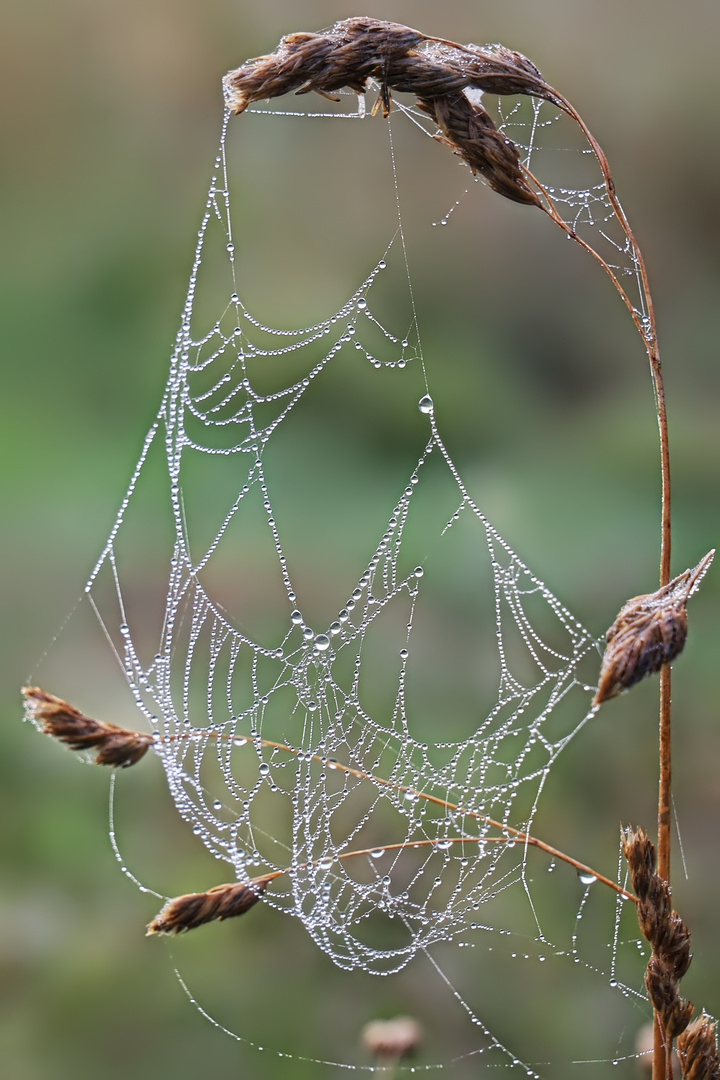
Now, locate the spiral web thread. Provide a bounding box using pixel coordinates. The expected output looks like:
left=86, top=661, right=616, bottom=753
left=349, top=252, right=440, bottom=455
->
left=78, top=87, right=651, bottom=1068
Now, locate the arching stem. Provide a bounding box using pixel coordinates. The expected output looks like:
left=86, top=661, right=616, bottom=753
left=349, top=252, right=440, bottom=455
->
left=259, top=833, right=634, bottom=903
left=523, top=92, right=672, bottom=1079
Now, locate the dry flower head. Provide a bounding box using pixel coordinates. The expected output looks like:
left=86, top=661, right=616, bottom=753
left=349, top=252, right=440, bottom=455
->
left=594, top=551, right=714, bottom=706
left=222, top=17, right=563, bottom=206
left=21, top=686, right=154, bottom=768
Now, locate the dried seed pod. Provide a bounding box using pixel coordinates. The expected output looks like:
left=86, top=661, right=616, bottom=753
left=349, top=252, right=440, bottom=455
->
left=22, top=686, right=154, bottom=768
left=594, top=551, right=714, bottom=705
left=146, top=877, right=270, bottom=935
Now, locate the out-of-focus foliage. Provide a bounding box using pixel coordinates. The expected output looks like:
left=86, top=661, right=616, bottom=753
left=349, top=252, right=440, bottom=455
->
left=1, top=1, right=719, bottom=1077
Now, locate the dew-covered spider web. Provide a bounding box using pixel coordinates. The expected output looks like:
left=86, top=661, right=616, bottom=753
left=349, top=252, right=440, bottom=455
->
left=38, top=73, right=659, bottom=1075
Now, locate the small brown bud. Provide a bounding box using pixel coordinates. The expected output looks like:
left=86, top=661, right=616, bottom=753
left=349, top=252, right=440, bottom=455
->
left=146, top=877, right=270, bottom=935
left=594, top=551, right=714, bottom=705
left=361, top=1016, right=423, bottom=1062
left=22, top=686, right=154, bottom=768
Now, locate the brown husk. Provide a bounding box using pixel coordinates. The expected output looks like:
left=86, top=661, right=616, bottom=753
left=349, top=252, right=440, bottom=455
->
left=22, top=686, right=154, bottom=768
left=146, top=877, right=270, bottom=935
left=595, top=551, right=714, bottom=705
left=222, top=17, right=559, bottom=206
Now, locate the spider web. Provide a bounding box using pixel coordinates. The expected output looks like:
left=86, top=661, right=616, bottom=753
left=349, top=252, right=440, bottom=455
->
left=54, top=83, right=653, bottom=1072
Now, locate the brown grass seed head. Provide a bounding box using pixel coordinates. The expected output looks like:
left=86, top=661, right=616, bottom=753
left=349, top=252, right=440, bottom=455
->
left=594, top=551, right=714, bottom=705
left=146, top=877, right=269, bottom=936
left=222, top=18, right=555, bottom=206
left=21, top=686, right=154, bottom=768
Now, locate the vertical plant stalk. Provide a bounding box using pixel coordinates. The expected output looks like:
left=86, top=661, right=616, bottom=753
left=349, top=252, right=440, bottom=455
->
left=525, top=90, right=673, bottom=1080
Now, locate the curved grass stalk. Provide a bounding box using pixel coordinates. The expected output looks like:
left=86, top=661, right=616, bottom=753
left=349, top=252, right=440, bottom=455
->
left=519, top=81, right=673, bottom=1080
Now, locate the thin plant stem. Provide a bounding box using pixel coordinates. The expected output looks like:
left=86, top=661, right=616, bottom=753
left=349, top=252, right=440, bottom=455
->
left=260, top=836, right=516, bottom=886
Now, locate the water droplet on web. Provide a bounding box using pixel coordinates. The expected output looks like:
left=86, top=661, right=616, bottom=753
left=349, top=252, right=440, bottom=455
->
left=233, top=737, right=247, bottom=747
left=437, top=840, right=452, bottom=851
left=413, top=566, right=424, bottom=578
left=357, top=298, right=367, bottom=310
left=329, top=621, right=342, bottom=636
left=418, top=394, right=434, bottom=414
left=302, top=626, right=314, bottom=641
left=370, top=848, right=383, bottom=858
left=338, top=609, right=349, bottom=622
left=290, top=610, right=303, bottom=624
left=314, top=634, right=330, bottom=652
left=378, top=259, right=386, bottom=269
left=577, top=870, right=597, bottom=885
left=399, top=648, right=408, bottom=659
left=258, top=762, right=270, bottom=776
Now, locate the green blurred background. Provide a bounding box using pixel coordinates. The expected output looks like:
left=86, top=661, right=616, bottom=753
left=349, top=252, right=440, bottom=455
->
left=2, top=0, right=719, bottom=1076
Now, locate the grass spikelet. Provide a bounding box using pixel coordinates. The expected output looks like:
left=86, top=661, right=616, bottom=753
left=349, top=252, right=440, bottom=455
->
left=146, top=877, right=270, bottom=936
left=222, top=17, right=548, bottom=206
left=677, top=1014, right=720, bottom=1079
left=21, top=686, right=154, bottom=768
left=622, top=828, right=694, bottom=1047
left=594, top=551, right=714, bottom=705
